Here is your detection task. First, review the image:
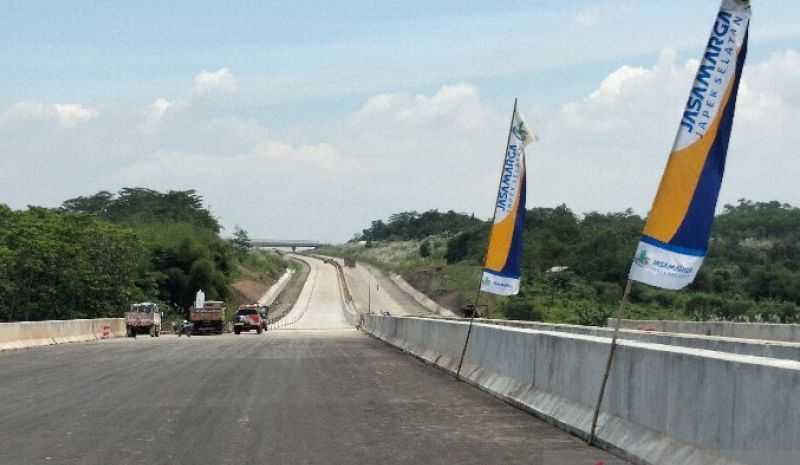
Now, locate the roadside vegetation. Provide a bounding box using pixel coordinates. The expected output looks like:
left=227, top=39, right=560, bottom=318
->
left=319, top=201, right=800, bottom=325
left=0, top=188, right=287, bottom=322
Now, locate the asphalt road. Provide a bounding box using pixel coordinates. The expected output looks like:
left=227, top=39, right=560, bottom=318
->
left=0, top=333, right=627, bottom=465
left=0, top=254, right=627, bottom=465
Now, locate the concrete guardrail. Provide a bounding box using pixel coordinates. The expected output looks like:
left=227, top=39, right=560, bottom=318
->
left=362, top=315, right=799, bottom=465
left=258, top=267, right=294, bottom=307
left=0, top=318, right=126, bottom=351
left=423, top=317, right=800, bottom=361
left=609, top=318, right=800, bottom=343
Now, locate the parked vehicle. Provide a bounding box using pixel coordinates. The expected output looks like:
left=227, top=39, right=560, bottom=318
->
left=125, top=302, right=161, bottom=338
left=189, top=300, right=226, bottom=334
left=233, top=305, right=267, bottom=335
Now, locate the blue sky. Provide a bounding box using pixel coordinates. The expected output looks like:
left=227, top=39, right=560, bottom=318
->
left=1, top=1, right=799, bottom=240
left=3, top=1, right=798, bottom=118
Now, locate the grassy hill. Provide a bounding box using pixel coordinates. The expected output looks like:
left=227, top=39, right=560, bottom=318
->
left=322, top=201, right=800, bottom=325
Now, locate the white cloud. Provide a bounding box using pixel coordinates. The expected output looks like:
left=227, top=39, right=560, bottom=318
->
left=146, top=98, right=173, bottom=121
left=1, top=102, right=99, bottom=128
left=351, top=83, right=490, bottom=130
left=192, top=68, right=238, bottom=96
left=2, top=50, right=799, bottom=242
left=528, top=48, right=800, bottom=218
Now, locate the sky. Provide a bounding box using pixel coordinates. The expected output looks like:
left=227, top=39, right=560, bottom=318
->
left=1, top=1, right=799, bottom=242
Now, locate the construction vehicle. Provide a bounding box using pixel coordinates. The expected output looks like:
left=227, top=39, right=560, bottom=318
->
left=125, top=302, right=162, bottom=338
left=189, top=300, right=226, bottom=335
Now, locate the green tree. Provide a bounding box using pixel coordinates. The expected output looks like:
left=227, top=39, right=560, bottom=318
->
left=232, top=226, right=251, bottom=255
left=419, top=241, right=431, bottom=258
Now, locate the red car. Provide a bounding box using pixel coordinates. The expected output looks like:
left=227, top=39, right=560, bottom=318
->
left=233, top=306, right=266, bottom=335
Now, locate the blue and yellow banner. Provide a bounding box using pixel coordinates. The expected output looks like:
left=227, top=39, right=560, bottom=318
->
left=630, top=0, right=751, bottom=290
left=481, top=105, right=536, bottom=296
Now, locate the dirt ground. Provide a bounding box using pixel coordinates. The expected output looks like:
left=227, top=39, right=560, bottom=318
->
left=230, top=279, right=272, bottom=304
left=402, top=268, right=466, bottom=314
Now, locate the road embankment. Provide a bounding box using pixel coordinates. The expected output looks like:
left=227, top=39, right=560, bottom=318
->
left=361, top=315, right=800, bottom=465
left=0, top=318, right=125, bottom=351
left=264, top=255, right=311, bottom=325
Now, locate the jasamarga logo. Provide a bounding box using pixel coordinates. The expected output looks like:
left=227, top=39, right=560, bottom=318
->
left=652, top=260, right=694, bottom=275
left=511, top=120, right=529, bottom=143
left=634, top=249, right=650, bottom=267
left=679, top=9, right=746, bottom=138
left=495, top=145, right=520, bottom=214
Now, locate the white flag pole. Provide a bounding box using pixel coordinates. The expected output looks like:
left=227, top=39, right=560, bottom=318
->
left=456, top=98, right=518, bottom=381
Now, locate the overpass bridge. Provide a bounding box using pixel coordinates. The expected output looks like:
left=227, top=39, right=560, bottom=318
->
left=249, top=238, right=324, bottom=249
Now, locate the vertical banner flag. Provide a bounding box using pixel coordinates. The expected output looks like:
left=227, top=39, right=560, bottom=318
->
left=630, top=0, right=751, bottom=290
left=481, top=105, right=537, bottom=296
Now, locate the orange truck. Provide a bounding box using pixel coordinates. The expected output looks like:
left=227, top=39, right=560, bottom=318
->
left=125, top=302, right=162, bottom=338
left=189, top=300, right=226, bottom=335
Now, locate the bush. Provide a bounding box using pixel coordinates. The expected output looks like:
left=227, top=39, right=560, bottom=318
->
left=503, top=300, right=541, bottom=321
left=572, top=300, right=613, bottom=326
left=685, top=294, right=725, bottom=321
left=419, top=241, right=431, bottom=258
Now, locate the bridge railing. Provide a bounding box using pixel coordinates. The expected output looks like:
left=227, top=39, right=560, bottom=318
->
left=360, top=315, right=800, bottom=465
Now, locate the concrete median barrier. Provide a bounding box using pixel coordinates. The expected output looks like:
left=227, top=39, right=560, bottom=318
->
left=362, top=315, right=800, bottom=465
left=0, top=318, right=125, bottom=351
left=609, top=318, right=800, bottom=343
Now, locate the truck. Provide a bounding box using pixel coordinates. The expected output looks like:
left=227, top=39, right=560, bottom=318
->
left=189, top=300, right=226, bottom=335
left=125, top=302, right=162, bottom=338
left=233, top=304, right=267, bottom=335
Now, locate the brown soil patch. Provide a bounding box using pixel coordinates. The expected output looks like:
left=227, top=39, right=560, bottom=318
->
left=402, top=269, right=466, bottom=315
left=231, top=279, right=271, bottom=304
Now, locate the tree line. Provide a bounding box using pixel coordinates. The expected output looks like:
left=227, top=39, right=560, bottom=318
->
left=357, top=210, right=483, bottom=242
left=0, top=188, right=261, bottom=322
left=356, top=200, right=800, bottom=324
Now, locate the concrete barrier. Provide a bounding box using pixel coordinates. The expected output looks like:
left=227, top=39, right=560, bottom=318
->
left=387, top=274, right=457, bottom=317
left=362, top=315, right=800, bottom=465
left=0, top=318, right=125, bottom=352
left=423, top=317, right=800, bottom=361
left=609, top=319, right=800, bottom=343
left=258, top=267, right=294, bottom=306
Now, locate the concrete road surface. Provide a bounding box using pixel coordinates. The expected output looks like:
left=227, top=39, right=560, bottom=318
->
left=273, top=255, right=351, bottom=330
left=337, top=259, right=430, bottom=316
left=0, top=253, right=627, bottom=465
left=0, top=333, right=627, bottom=465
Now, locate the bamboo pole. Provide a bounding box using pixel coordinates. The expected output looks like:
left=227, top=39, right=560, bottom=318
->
left=456, top=99, right=518, bottom=381
left=588, top=278, right=633, bottom=445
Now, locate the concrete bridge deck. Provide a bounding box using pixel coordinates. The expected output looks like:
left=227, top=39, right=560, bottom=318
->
left=0, top=255, right=626, bottom=465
